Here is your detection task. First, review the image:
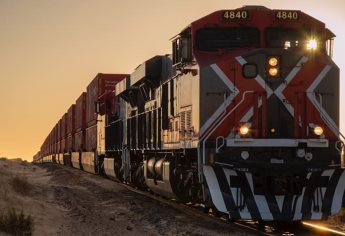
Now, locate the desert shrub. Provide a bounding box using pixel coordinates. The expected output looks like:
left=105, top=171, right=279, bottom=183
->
left=11, top=158, right=24, bottom=163
left=19, top=160, right=29, bottom=166
left=0, top=167, right=10, bottom=176
left=336, top=208, right=345, bottom=222
left=9, top=158, right=30, bottom=166
left=0, top=208, right=34, bottom=235
left=10, top=176, right=32, bottom=196
left=0, top=186, right=9, bottom=201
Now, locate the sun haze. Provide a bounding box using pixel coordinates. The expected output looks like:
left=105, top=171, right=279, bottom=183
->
left=0, top=0, right=344, bottom=161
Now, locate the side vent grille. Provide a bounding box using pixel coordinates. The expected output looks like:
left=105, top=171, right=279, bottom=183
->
left=179, top=107, right=192, bottom=139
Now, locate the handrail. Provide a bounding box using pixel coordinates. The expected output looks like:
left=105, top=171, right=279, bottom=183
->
left=216, top=136, right=225, bottom=153
left=320, top=111, right=345, bottom=140
left=197, top=91, right=254, bottom=180
left=310, top=93, right=344, bottom=160
left=311, top=93, right=345, bottom=141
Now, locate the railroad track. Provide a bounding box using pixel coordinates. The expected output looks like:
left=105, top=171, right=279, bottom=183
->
left=121, top=183, right=269, bottom=235
left=43, top=163, right=344, bottom=236
left=120, top=180, right=344, bottom=236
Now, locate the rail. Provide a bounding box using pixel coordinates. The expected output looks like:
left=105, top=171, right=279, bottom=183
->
left=215, top=136, right=225, bottom=153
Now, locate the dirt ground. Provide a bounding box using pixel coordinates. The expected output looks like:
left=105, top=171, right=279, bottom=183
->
left=0, top=159, right=258, bottom=236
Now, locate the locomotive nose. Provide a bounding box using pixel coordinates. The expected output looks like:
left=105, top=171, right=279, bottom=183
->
left=236, top=49, right=339, bottom=140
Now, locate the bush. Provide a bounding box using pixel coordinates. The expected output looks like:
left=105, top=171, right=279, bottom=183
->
left=10, top=176, right=32, bottom=196
left=0, top=208, right=34, bottom=235
left=335, top=208, right=345, bottom=222
left=11, top=158, right=24, bottom=163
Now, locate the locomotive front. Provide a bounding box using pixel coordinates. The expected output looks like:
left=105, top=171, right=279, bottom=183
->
left=186, top=6, right=345, bottom=221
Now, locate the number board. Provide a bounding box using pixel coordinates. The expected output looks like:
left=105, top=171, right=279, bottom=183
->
left=222, top=10, right=248, bottom=20
left=275, top=11, right=299, bottom=20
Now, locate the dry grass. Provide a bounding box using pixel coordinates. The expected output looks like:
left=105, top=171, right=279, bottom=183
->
left=0, top=186, right=9, bottom=201
left=0, top=158, right=35, bottom=235
left=0, top=167, right=10, bottom=176
left=334, top=208, right=345, bottom=223
left=0, top=208, right=34, bottom=235
left=20, top=160, right=30, bottom=166
left=10, top=176, right=32, bottom=196
left=11, top=158, right=27, bottom=164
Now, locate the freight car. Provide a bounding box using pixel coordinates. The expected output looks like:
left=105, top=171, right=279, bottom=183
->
left=34, top=6, right=345, bottom=221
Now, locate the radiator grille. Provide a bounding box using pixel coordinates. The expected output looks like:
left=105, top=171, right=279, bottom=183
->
left=180, top=108, right=192, bottom=139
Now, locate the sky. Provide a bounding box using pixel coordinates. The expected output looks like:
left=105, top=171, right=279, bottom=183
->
left=0, top=0, right=344, bottom=161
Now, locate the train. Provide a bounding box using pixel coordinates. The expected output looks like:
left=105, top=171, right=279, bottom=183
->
left=34, top=6, right=345, bottom=221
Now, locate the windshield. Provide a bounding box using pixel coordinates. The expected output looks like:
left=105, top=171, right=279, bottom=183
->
left=265, top=28, right=320, bottom=50
left=196, top=28, right=260, bottom=51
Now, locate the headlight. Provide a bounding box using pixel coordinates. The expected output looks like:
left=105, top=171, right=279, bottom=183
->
left=268, top=57, right=278, bottom=67
left=313, top=126, right=323, bottom=136
left=307, top=39, right=317, bottom=50
left=268, top=67, right=279, bottom=77
left=239, top=125, right=250, bottom=136
left=266, top=56, right=280, bottom=78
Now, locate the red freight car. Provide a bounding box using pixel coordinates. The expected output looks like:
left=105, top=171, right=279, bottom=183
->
left=66, top=104, right=76, bottom=152
left=74, top=92, right=86, bottom=151
left=56, top=118, right=63, bottom=164
left=72, top=92, right=86, bottom=169
left=83, top=73, right=127, bottom=173
left=51, top=123, right=57, bottom=163
left=60, top=113, right=67, bottom=153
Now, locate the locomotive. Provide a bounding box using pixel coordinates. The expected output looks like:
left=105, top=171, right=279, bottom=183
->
left=34, top=6, right=345, bottom=221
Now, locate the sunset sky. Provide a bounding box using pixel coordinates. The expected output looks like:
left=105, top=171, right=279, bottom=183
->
left=1, top=0, right=344, bottom=161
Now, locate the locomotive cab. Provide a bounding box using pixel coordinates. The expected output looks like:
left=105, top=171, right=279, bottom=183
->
left=172, top=28, right=193, bottom=67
